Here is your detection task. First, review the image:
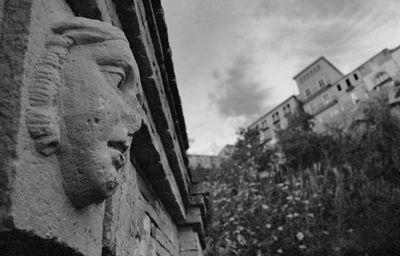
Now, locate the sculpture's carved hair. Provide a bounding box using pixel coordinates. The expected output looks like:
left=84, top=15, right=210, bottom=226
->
left=26, top=18, right=128, bottom=156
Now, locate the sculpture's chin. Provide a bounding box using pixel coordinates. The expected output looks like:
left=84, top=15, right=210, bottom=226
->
left=60, top=163, right=120, bottom=209
left=66, top=179, right=119, bottom=209
left=56, top=142, right=121, bottom=208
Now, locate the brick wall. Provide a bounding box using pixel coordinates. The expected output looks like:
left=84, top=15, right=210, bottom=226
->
left=0, top=1, right=207, bottom=255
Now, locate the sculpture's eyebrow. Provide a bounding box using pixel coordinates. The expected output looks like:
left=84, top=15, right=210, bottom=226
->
left=97, top=58, right=134, bottom=78
left=91, top=40, right=137, bottom=79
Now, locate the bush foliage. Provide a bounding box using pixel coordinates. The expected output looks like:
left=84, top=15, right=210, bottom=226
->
left=204, top=93, right=400, bottom=256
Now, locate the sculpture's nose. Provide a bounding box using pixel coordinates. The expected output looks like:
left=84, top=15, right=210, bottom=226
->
left=110, top=149, right=125, bottom=170
left=107, top=122, right=130, bottom=170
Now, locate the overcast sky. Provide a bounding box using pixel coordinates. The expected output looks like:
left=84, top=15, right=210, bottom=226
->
left=162, top=0, right=400, bottom=155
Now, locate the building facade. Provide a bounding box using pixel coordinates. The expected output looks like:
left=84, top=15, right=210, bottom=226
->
left=304, top=65, right=369, bottom=132
left=248, top=95, right=302, bottom=144
left=249, top=46, right=400, bottom=138
left=294, top=57, right=343, bottom=102
left=308, top=48, right=400, bottom=132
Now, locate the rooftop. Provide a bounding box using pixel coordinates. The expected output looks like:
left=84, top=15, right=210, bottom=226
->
left=293, top=56, right=343, bottom=80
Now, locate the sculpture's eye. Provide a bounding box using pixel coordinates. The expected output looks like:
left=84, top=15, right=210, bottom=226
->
left=100, top=66, right=125, bottom=91
left=107, top=140, right=129, bottom=154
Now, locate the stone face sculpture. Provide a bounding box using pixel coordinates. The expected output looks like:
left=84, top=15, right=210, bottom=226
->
left=26, top=17, right=143, bottom=208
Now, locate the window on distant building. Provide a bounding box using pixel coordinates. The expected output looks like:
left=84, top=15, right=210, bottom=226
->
left=337, top=84, right=342, bottom=91
left=309, top=103, right=316, bottom=113
left=346, top=78, right=351, bottom=87
left=375, top=72, right=390, bottom=86
left=318, top=79, right=326, bottom=89
left=283, top=104, right=291, bottom=115
left=272, top=112, right=280, bottom=123
left=305, top=88, right=311, bottom=97
left=262, top=119, right=268, bottom=129
left=354, top=73, right=359, bottom=80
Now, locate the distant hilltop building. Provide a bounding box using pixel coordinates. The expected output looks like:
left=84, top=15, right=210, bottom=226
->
left=249, top=45, right=400, bottom=141
left=188, top=154, right=221, bottom=169
left=188, top=144, right=236, bottom=170
left=248, top=95, right=302, bottom=143
left=218, top=144, right=236, bottom=158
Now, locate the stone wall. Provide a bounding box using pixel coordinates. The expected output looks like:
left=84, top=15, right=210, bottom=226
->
left=0, top=1, right=207, bottom=256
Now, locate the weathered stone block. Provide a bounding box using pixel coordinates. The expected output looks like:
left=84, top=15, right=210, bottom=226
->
left=179, top=227, right=203, bottom=256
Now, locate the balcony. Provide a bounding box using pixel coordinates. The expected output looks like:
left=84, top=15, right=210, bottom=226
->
left=283, top=110, right=292, bottom=118
left=263, top=134, right=272, bottom=142
left=311, top=99, right=338, bottom=116
left=389, top=85, right=400, bottom=106
left=261, top=128, right=272, bottom=142
left=261, top=125, right=270, bottom=131
left=373, top=77, right=393, bottom=91
left=345, top=85, right=355, bottom=92
left=302, top=84, right=332, bottom=104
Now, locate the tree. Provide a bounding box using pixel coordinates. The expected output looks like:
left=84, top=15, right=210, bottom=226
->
left=276, top=110, right=324, bottom=171
left=346, top=92, right=400, bottom=184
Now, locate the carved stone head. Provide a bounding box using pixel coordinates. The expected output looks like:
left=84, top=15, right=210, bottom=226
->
left=26, top=17, right=143, bottom=208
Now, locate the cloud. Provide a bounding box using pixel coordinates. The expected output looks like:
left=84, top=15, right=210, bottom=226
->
left=255, top=0, right=371, bottom=20
left=164, top=0, right=400, bottom=154
left=209, top=55, right=269, bottom=119
left=254, top=0, right=400, bottom=66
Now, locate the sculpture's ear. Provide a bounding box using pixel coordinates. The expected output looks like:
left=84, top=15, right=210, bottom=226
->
left=34, top=135, right=60, bottom=156
left=26, top=36, right=65, bottom=156
left=26, top=110, right=60, bottom=156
